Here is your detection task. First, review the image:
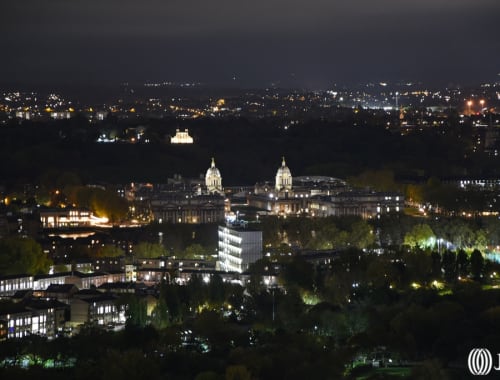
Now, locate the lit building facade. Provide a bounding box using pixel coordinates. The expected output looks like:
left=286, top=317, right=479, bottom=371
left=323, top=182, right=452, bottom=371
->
left=149, top=158, right=226, bottom=224
left=309, top=192, right=404, bottom=218
left=0, top=300, right=68, bottom=339
left=218, top=223, right=262, bottom=273
left=39, top=208, right=92, bottom=228
left=70, top=294, right=125, bottom=326
left=151, top=194, right=225, bottom=224
left=247, top=158, right=404, bottom=219
left=170, top=129, right=194, bottom=144
left=0, top=274, right=34, bottom=297
left=275, top=157, right=293, bottom=192
left=205, top=158, right=223, bottom=194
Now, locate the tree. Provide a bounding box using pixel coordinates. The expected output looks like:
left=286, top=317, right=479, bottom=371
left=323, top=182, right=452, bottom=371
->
left=100, top=349, right=160, bottom=380
left=473, top=229, right=488, bottom=252
left=406, top=183, right=424, bottom=204
left=441, top=251, right=457, bottom=283
left=183, top=243, right=206, bottom=259
left=151, top=289, right=169, bottom=330
left=280, top=256, right=314, bottom=291
left=92, top=244, right=124, bottom=258
left=0, top=237, right=52, bottom=275
left=187, top=274, right=206, bottom=308
left=133, top=242, right=166, bottom=258
left=348, top=169, right=400, bottom=192
left=349, top=220, right=375, bottom=249
left=404, top=224, right=435, bottom=249
left=456, top=249, right=469, bottom=277
left=116, top=294, right=148, bottom=328
left=225, top=365, right=251, bottom=380
left=65, top=186, right=128, bottom=223
left=402, top=249, right=433, bottom=284
left=470, top=249, right=484, bottom=281
left=164, top=284, right=182, bottom=322
left=208, top=273, right=226, bottom=306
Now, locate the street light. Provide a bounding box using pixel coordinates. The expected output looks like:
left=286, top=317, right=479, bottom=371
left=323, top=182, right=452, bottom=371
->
left=467, top=100, right=473, bottom=116
left=480, top=99, right=485, bottom=114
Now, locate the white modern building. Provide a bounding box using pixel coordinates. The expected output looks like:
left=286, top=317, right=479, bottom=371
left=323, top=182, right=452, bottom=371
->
left=218, top=222, right=262, bottom=273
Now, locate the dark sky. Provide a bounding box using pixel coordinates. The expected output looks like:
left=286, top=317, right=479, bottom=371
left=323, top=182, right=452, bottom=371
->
left=1, top=0, right=499, bottom=88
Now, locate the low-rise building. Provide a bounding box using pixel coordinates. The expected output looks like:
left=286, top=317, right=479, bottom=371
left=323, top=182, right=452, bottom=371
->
left=70, top=294, right=124, bottom=327
left=39, top=207, right=92, bottom=228
left=309, top=191, right=404, bottom=218
left=0, top=299, right=68, bottom=339
left=0, top=274, right=34, bottom=297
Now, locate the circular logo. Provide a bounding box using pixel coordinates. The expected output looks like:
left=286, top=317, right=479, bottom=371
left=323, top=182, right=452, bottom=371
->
left=468, top=348, right=493, bottom=376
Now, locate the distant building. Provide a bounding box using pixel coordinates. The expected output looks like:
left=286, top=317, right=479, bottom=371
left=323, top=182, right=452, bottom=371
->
left=275, top=157, right=293, bottom=192
left=218, top=222, right=262, bottom=273
left=0, top=274, right=34, bottom=297
left=151, top=194, right=225, bottom=224
left=50, top=111, right=72, bottom=120
left=247, top=157, right=403, bottom=219
left=15, top=111, right=31, bottom=120
left=171, top=129, right=194, bottom=144
left=205, top=158, right=223, bottom=194
left=150, top=158, right=226, bottom=224
left=0, top=299, right=68, bottom=339
left=309, top=191, right=404, bottom=218
left=70, top=294, right=124, bottom=327
left=39, top=208, right=91, bottom=228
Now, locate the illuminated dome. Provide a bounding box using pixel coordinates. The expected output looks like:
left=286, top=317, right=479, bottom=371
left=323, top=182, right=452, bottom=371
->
left=205, top=157, right=223, bottom=194
left=275, top=157, right=293, bottom=192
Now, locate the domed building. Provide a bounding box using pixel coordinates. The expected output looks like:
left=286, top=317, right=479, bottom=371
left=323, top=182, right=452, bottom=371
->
left=275, top=157, right=293, bottom=192
left=145, top=157, right=226, bottom=224
left=205, top=157, right=223, bottom=194
left=246, top=157, right=404, bottom=219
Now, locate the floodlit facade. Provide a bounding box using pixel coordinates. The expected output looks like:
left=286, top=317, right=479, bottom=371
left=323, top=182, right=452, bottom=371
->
left=39, top=208, right=92, bottom=228
left=218, top=223, right=262, bottom=273
left=275, top=157, right=293, bottom=192
left=149, top=158, right=225, bottom=224
left=205, top=157, right=223, bottom=194
left=248, top=157, right=404, bottom=219
left=309, top=192, right=404, bottom=218
left=151, top=194, right=225, bottom=224
left=171, top=129, right=194, bottom=144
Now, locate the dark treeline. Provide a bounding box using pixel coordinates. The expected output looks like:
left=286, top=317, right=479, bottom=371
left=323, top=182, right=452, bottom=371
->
left=2, top=248, right=500, bottom=379
left=1, top=114, right=497, bottom=185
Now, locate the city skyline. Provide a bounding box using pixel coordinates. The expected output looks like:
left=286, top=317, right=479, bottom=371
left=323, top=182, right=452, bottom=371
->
left=1, top=0, right=499, bottom=88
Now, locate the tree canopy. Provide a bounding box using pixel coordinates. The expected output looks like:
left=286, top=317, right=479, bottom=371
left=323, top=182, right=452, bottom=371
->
left=0, top=237, right=52, bottom=275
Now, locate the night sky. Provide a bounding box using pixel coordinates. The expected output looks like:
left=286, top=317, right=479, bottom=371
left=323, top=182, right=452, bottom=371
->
left=1, top=0, right=499, bottom=88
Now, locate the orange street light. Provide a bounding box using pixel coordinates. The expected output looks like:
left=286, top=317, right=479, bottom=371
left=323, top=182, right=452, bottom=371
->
left=467, top=100, right=473, bottom=115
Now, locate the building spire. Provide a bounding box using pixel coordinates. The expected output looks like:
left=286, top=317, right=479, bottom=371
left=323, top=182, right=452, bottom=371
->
left=211, top=157, right=215, bottom=167
left=282, top=156, right=286, bottom=166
